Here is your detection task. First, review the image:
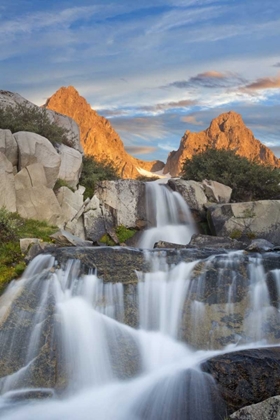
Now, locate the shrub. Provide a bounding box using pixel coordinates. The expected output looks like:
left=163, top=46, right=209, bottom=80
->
left=181, top=148, right=280, bottom=202
left=0, top=102, right=75, bottom=146
left=0, top=208, right=57, bottom=293
left=79, top=155, right=120, bottom=199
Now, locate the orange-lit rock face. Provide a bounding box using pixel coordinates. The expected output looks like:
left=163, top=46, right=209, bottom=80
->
left=164, top=111, right=280, bottom=176
left=45, top=86, right=163, bottom=179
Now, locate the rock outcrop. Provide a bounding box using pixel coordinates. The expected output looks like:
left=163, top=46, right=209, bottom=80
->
left=14, top=131, right=61, bottom=189
left=207, top=200, right=280, bottom=245
left=44, top=86, right=164, bottom=179
left=0, top=90, right=82, bottom=153
left=164, top=111, right=280, bottom=176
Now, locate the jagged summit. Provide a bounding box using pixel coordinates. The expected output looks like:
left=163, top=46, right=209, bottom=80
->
left=163, top=111, right=280, bottom=176
left=44, top=86, right=164, bottom=179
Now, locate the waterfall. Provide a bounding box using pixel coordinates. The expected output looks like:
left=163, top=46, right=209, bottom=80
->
left=0, top=250, right=280, bottom=419
left=138, top=182, right=197, bottom=248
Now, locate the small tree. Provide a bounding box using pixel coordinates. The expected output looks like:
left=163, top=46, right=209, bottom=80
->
left=79, top=155, right=120, bottom=199
left=181, top=148, right=280, bottom=202
left=0, top=102, right=74, bottom=146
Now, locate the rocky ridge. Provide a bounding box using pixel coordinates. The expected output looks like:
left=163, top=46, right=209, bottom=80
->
left=163, top=111, right=280, bottom=176
left=44, top=86, right=164, bottom=179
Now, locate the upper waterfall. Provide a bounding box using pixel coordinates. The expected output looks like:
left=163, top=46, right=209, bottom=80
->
left=138, top=181, right=197, bottom=248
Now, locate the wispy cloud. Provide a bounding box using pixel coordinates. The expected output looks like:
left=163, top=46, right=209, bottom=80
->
left=273, top=62, right=280, bottom=68
left=147, top=5, right=224, bottom=34
left=243, top=74, right=280, bottom=90
left=164, top=71, right=246, bottom=89
left=181, top=115, right=204, bottom=125
left=125, top=146, right=157, bottom=155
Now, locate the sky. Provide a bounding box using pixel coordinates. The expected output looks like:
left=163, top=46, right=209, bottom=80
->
left=1, top=0, right=280, bottom=162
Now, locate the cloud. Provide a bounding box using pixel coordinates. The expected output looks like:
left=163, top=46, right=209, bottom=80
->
left=164, top=71, right=246, bottom=89
left=181, top=115, right=204, bottom=125
left=270, top=146, right=280, bottom=158
left=157, top=142, right=175, bottom=152
left=273, top=62, right=280, bottom=68
left=141, top=99, right=197, bottom=113
left=147, top=5, right=224, bottom=34
left=243, top=74, right=280, bottom=90
left=110, top=116, right=169, bottom=141
left=125, top=146, right=157, bottom=155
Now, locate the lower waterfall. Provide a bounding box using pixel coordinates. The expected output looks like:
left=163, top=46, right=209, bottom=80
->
left=0, top=250, right=280, bottom=419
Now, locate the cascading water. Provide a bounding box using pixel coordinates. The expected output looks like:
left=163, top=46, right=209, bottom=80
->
left=0, top=249, right=280, bottom=419
left=138, top=181, right=197, bottom=248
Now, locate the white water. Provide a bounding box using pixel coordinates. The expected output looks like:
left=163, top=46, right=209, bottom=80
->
left=138, top=182, right=197, bottom=248
left=0, top=251, right=279, bottom=419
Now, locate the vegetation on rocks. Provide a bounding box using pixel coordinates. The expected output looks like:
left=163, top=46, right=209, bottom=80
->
left=79, top=155, right=120, bottom=200
left=0, top=207, right=57, bottom=293
left=99, top=225, right=137, bottom=246
left=136, top=175, right=160, bottom=182
left=0, top=102, right=72, bottom=145
left=181, top=148, right=280, bottom=202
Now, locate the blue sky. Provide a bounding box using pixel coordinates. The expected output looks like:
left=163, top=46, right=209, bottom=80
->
left=1, top=0, right=280, bottom=162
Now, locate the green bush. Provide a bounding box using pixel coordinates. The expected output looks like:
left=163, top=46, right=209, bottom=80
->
left=79, top=155, right=120, bottom=200
left=0, top=208, right=57, bottom=293
left=0, top=102, right=75, bottom=146
left=181, top=148, right=280, bottom=202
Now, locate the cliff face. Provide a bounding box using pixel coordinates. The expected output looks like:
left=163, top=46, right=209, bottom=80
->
left=163, top=111, right=280, bottom=176
left=45, top=86, right=164, bottom=179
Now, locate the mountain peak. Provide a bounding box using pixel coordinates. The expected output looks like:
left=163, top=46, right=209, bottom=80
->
left=163, top=111, right=280, bottom=176
left=44, top=86, right=164, bottom=178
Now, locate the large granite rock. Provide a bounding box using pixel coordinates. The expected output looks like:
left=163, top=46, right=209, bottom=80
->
left=57, top=143, right=83, bottom=189
left=15, top=185, right=61, bottom=226
left=0, top=129, right=18, bottom=168
left=208, top=200, right=280, bottom=245
left=95, top=180, right=146, bottom=229
left=56, top=186, right=85, bottom=232
left=45, top=109, right=82, bottom=153
left=202, top=347, right=280, bottom=415
left=0, top=151, right=17, bottom=212
left=163, top=111, right=280, bottom=176
left=83, top=195, right=112, bottom=242
left=14, top=131, right=61, bottom=188
left=202, top=179, right=232, bottom=203
left=14, top=163, right=48, bottom=189
left=230, top=395, right=280, bottom=419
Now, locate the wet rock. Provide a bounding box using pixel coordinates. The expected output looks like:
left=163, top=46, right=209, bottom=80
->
left=246, top=238, right=274, bottom=253
left=187, top=234, right=246, bottom=250
left=201, top=347, right=280, bottom=415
